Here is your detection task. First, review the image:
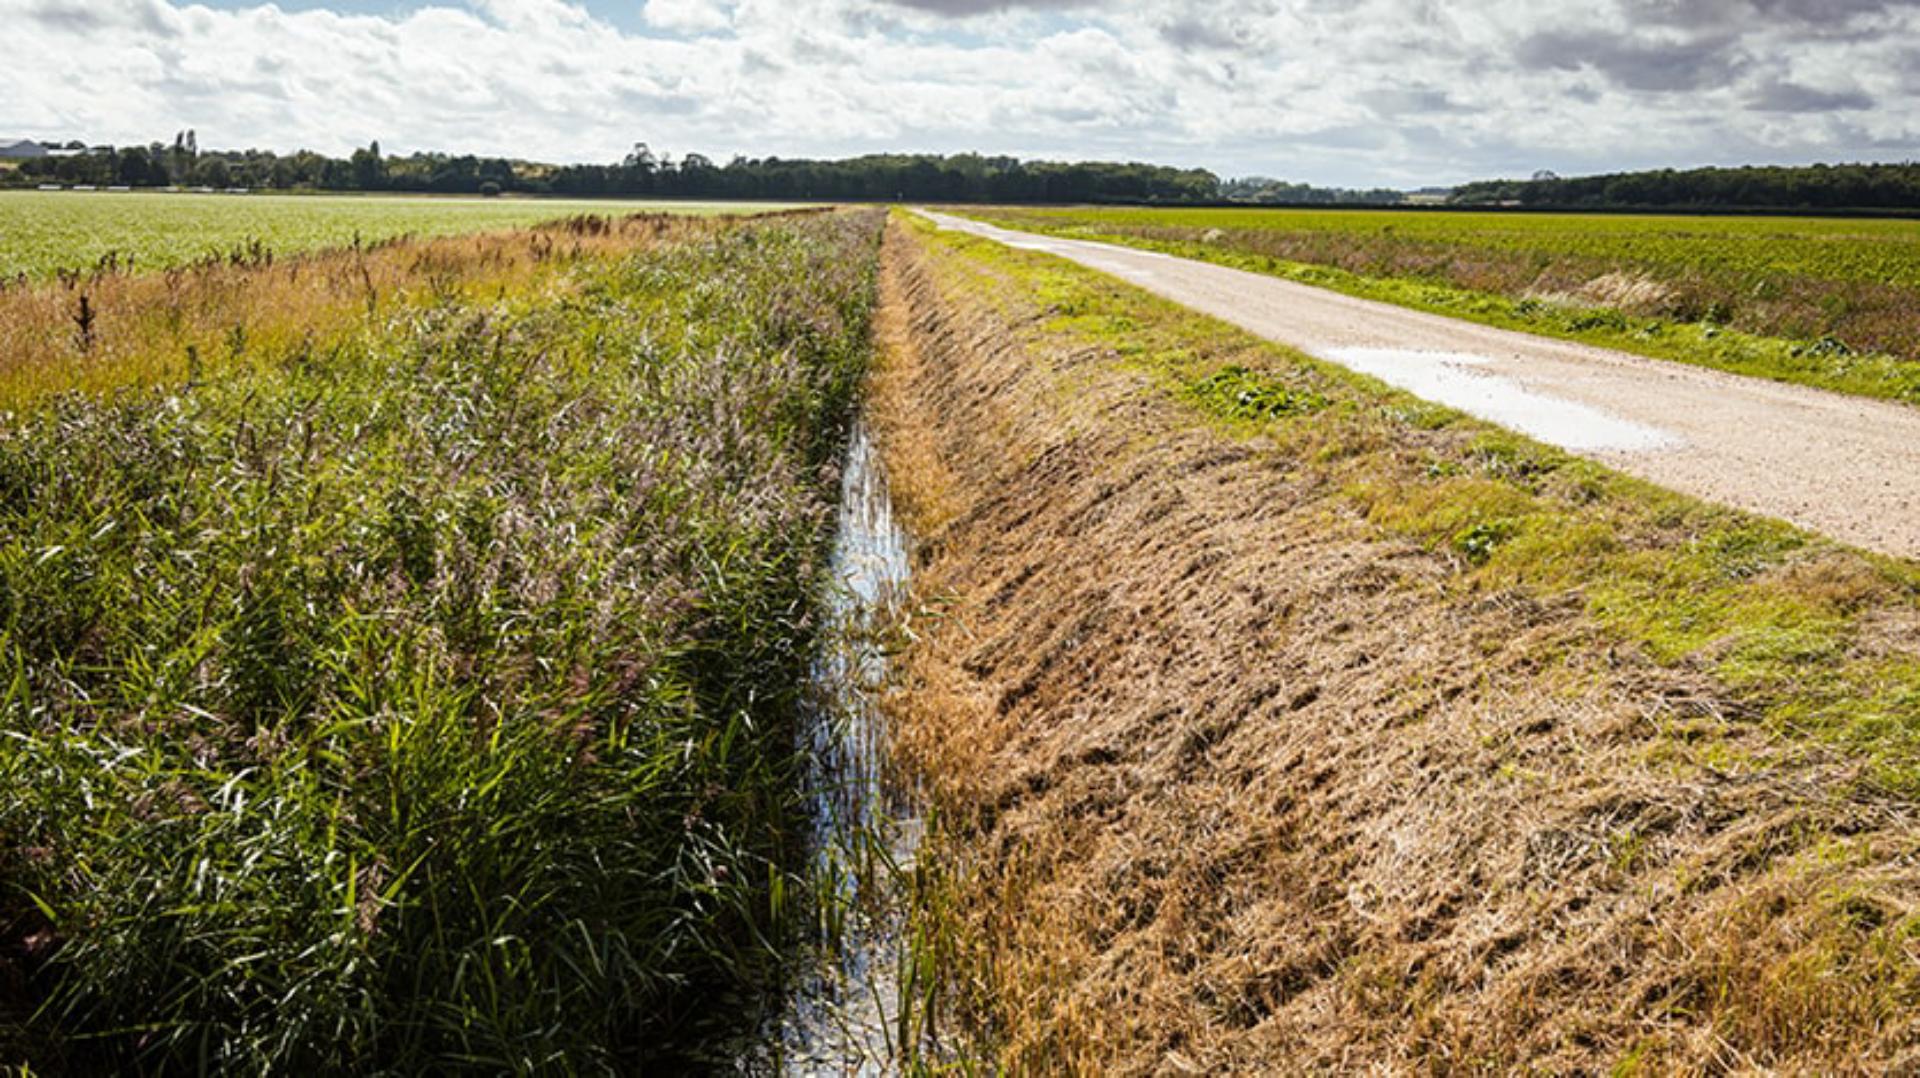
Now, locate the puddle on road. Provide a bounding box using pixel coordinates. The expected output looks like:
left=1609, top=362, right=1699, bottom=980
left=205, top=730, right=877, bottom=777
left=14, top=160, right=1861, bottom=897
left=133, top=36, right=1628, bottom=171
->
left=766, top=417, right=923, bottom=1075
left=1322, top=347, right=1680, bottom=453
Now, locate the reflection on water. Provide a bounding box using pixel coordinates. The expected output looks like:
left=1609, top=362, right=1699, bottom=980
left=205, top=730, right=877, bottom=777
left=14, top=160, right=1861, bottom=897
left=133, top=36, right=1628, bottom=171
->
left=775, top=417, right=919, bottom=1075
left=1322, top=346, right=1680, bottom=453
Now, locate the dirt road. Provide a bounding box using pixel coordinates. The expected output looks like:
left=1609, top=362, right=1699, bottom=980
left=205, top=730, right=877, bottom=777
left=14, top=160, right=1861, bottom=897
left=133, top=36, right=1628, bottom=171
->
left=920, top=211, right=1920, bottom=560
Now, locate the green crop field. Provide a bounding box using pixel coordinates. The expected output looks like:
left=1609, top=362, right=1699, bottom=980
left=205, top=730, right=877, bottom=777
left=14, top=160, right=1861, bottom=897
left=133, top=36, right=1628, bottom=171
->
left=974, top=206, right=1920, bottom=289
left=0, top=190, right=802, bottom=280
left=956, top=205, right=1920, bottom=401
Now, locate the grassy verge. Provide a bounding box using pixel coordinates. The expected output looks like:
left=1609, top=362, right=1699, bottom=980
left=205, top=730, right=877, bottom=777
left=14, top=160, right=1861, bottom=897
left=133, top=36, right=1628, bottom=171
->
left=880, top=210, right=1920, bottom=1070
left=948, top=206, right=1920, bottom=404
left=0, top=209, right=884, bottom=1070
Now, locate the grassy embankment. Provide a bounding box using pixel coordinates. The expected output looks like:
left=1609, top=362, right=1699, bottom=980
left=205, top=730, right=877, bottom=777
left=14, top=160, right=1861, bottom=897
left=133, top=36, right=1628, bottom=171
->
left=0, top=208, right=884, bottom=1070
left=0, top=190, right=802, bottom=284
left=876, top=211, right=1920, bottom=1071
left=950, top=205, right=1920, bottom=403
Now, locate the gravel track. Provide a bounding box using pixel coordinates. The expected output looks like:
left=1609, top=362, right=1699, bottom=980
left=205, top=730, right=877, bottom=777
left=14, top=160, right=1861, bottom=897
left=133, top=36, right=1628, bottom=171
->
left=922, top=211, right=1920, bottom=560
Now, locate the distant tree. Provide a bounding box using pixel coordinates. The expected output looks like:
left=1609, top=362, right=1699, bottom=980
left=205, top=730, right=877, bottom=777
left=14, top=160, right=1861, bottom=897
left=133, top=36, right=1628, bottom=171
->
left=167, top=131, right=190, bottom=185
left=477, top=157, right=515, bottom=191
left=56, top=133, right=1248, bottom=206
left=115, top=145, right=160, bottom=186
left=620, top=142, right=658, bottom=194
left=429, top=155, right=480, bottom=192
left=1452, top=161, right=1920, bottom=210
left=191, top=157, right=232, bottom=188
left=349, top=142, right=387, bottom=190
left=479, top=180, right=501, bottom=198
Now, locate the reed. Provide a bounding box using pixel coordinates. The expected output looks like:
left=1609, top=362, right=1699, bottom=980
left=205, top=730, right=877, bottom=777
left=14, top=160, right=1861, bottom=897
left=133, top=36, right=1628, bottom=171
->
left=0, top=209, right=884, bottom=1070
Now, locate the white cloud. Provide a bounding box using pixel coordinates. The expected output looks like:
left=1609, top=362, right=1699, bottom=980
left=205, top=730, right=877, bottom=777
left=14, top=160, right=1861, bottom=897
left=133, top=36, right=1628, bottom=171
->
left=643, top=0, right=734, bottom=34
left=0, top=0, right=1915, bottom=185
left=470, top=0, right=594, bottom=30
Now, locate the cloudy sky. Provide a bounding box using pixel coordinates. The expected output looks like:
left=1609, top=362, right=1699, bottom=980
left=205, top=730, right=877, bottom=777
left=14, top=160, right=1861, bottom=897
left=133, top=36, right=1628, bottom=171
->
left=4, top=0, right=1916, bottom=186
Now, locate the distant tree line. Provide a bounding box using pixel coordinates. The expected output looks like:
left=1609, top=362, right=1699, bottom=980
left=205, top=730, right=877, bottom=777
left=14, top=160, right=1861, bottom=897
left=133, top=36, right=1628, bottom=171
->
left=1451, top=162, right=1920, bottom=210
left=17, top=134, right=1916, bottom=212
left=1218, top=176, right=1404, bottom=205
left=2, top=133, right=1222, bottom=203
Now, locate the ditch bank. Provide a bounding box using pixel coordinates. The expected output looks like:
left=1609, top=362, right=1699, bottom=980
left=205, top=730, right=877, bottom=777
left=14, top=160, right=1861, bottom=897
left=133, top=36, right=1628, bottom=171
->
left=872, top=213, right=1920, bottom=1072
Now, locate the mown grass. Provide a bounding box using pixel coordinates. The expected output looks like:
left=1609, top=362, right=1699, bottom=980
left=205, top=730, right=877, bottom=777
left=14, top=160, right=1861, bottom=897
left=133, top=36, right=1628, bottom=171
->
left=0, top=190, right=802, bottom=282
left=0, top=209, right=884, bottom=1071
left=892, top=211, right=1920, bottom=1068
left=951, top=205, right=1920, bottom=403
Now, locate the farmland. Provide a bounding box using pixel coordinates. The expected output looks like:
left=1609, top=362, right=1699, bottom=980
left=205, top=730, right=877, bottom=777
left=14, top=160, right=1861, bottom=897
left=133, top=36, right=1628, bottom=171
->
left=11, top=0, right=1920, bottom=1067
left=0, top=191, right=800, bottom=281
left=955, top=205, right=1920, bottom=401
left=3, top=190, right=1920, bottom=1074
left=0, top=208, right=885, bottom=1070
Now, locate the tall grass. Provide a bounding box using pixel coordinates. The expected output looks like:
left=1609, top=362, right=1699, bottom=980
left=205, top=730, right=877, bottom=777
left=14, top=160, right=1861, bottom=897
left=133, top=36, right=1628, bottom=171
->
left=0, top=209, right=884, bottom=1070
left=0, top=212, right=741, bottom=409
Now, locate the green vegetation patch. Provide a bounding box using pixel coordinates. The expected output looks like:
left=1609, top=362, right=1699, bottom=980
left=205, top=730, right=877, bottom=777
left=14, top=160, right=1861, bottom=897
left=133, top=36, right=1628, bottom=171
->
left=1186, top=364, right=1329, bottom=421
left=0, top=211, right=883, bottom=1070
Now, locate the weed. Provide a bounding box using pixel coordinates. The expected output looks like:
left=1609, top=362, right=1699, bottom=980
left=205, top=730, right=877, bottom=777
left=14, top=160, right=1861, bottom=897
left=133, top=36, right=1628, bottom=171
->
left=1454, top=519, right=1517, bottom=565
left=1186, top=364, right=1328, bottom=421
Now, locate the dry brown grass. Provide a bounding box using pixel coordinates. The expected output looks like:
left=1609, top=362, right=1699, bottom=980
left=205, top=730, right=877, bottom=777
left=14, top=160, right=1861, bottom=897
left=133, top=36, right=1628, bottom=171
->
left=0, top=212, right=762, bottom=409
left=874, top=218, right=1920, bottom=1073
left=1525, top=270, right=1683, bottom=317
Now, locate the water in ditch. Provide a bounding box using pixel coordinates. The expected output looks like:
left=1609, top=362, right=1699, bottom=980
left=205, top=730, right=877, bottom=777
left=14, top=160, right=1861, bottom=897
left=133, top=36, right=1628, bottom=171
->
left=762, top=416, right=923, bottom=1074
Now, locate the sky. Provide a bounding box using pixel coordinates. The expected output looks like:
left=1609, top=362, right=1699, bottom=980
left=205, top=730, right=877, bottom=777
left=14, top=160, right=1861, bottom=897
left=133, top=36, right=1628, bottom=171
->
left=3, top=0, right=1917, bottom=187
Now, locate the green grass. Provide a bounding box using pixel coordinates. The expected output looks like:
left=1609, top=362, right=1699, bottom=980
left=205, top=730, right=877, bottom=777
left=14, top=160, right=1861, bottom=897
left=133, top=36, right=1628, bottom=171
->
left=0, top=191, right=803, bottom=281
left=0, top=209, right=883, bottom=1070
left=948, top=205, right=1920, bottom=402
